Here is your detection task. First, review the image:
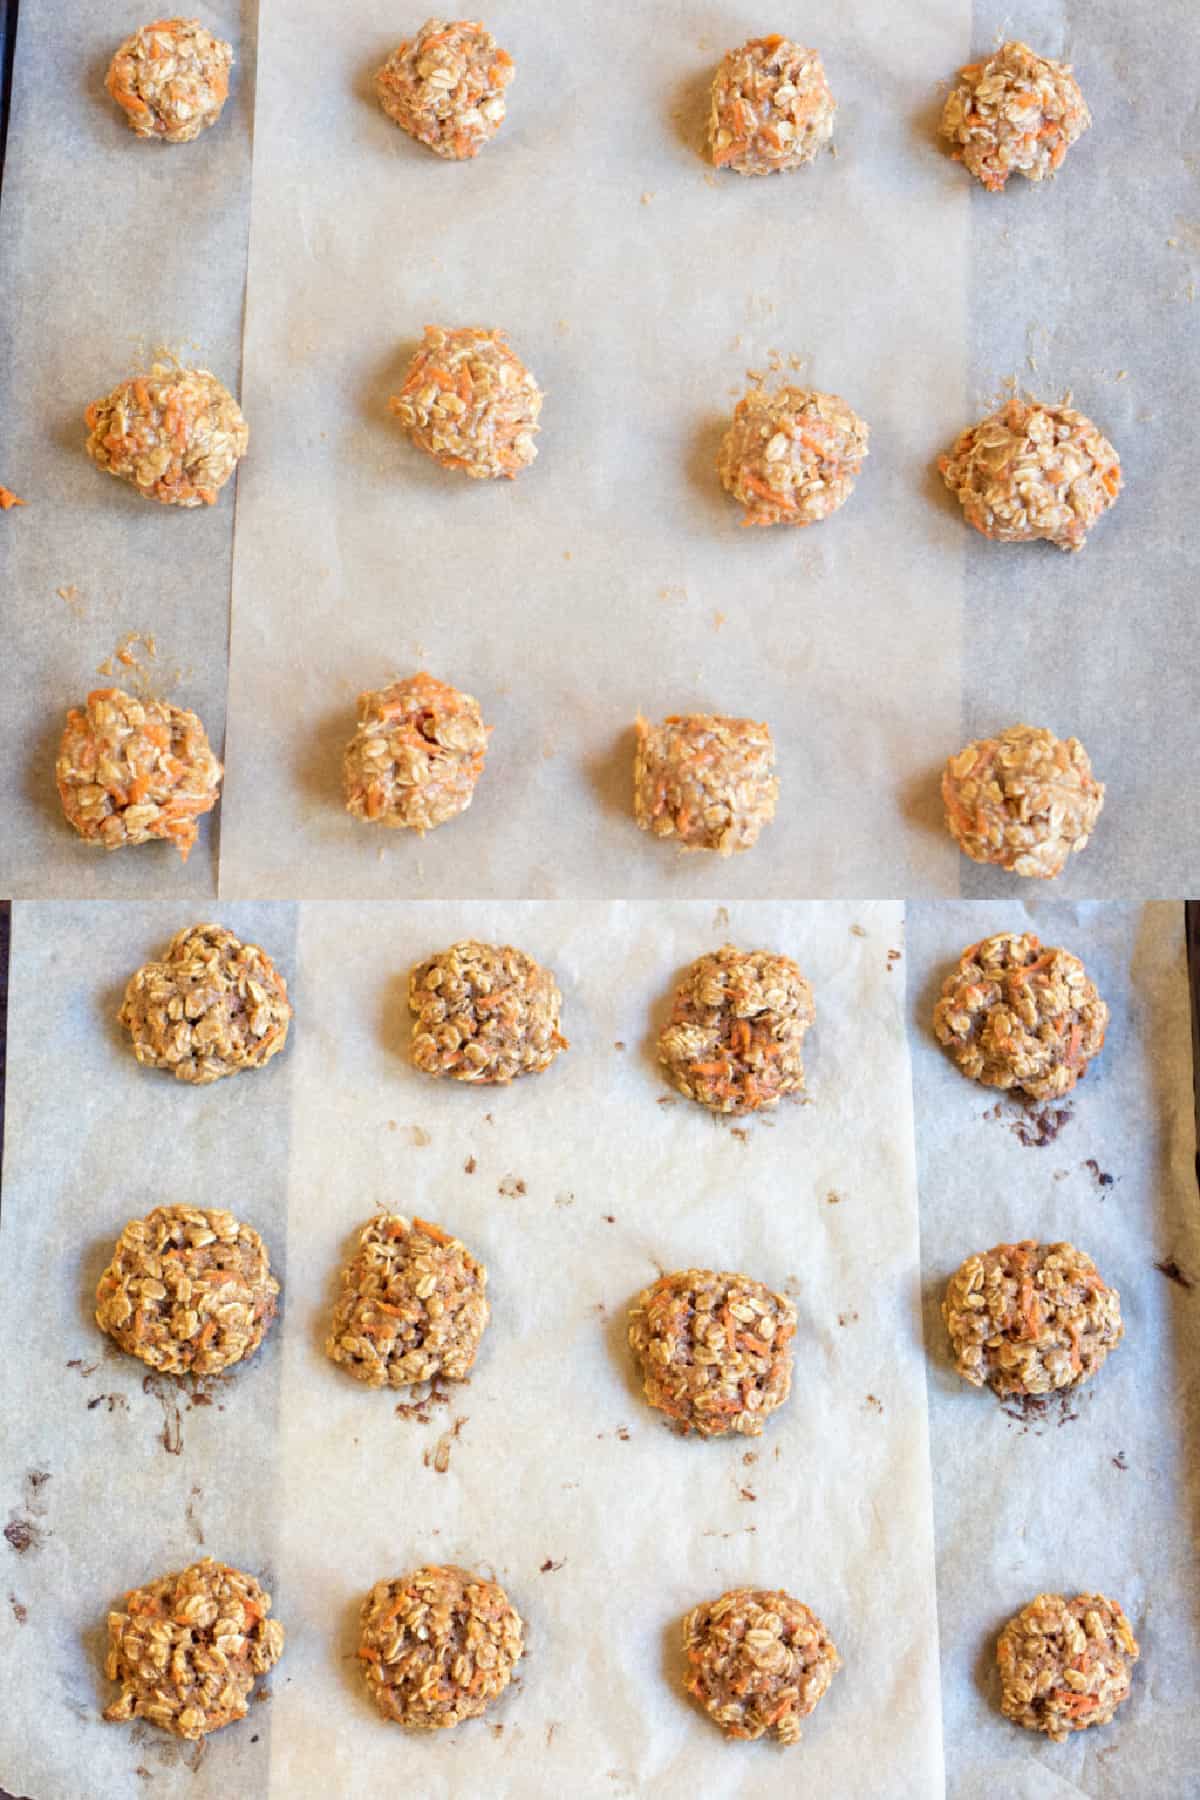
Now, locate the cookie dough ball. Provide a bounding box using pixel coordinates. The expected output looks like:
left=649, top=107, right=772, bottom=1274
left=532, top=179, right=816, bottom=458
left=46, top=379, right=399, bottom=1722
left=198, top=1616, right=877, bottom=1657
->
left=997, top=1593, right=1138, bottom=1741
left=942, top=724, right=1104, bottom=880
left=389, top=325, right=541, bottom=480
left=658, top=945, right=814, bottom=1114
left=56, top=688, right=222, bottom=863
left=682, top=1588, right=840, bottom=1743
left=634, top=714, right=778, bottom=855
left=106, top=18, right=233, bottom=143
left=933, top=931, right=1107, bottom=1101
left=359, top=1565, right=523, bottom=1729
left=629, top=1269, right=795, bottom=1437
left=119, top=923, right=292, bottom=1085
left=326, top=1214, right=488, bottom=1389
left=940, top=42, right=1090, bottom=192
left=85, top=364, right=248, bottom=507
left=409, top=940, right=566, bottom=1083
left=103, top=1557, right=283, bottom=1739
left=343, top=672, right=489, bottom=833
left=943, top=1240, right=1122, bottom=1398
left=708, top=36, right=835, bottom=175
left=375, top=18, right=513, bottom=159
left=939, top=397, right=1120, bottom=553
left=719, top=385, right=868, bottom=528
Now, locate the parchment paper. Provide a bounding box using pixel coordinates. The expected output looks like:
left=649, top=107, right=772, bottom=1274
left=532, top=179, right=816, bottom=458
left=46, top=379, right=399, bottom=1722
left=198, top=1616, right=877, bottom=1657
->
left=0, top=1, right=258, bottom=899
left=0, top=899, right=945, bottom=1798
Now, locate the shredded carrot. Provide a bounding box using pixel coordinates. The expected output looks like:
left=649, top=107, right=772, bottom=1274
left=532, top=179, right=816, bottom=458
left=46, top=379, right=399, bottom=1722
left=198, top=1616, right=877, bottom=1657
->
left=0, top=485, right=25, bottom=510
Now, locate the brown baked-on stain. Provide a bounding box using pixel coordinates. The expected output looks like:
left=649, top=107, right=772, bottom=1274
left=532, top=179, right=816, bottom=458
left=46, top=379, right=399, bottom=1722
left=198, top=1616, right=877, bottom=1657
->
left=87, top=1393, right=128, bottom=1412
left=1000, top=1387, right=1093, bottom=1434
left=498, top=1174, right=526, bottom=1198
left=738, top=1486, right=757, bottom=1502
left=394, top=1376, right=452, bottom=1424
left=464, top=1155, right=477, bottom=1174
left=1083, top=1158, right=1115, bottom=1189
left=1154, top=1257, right=1195, bottom=1290
left=8, top=1593, right=28, bottom=1623
left=4, top=1519, right=40, bottom=1554
left=1112, top=1451, right=1129, bottom=1470
left=539, top=1557, right=565, bottom=1573
left=423, top=1415, right=469, bottom=1474
left=864, top=1394, right=884, bottom=1415
left=141, top=1373, right=183, bottom=1455
left=1010, top=1103, right=1073, bottom=1148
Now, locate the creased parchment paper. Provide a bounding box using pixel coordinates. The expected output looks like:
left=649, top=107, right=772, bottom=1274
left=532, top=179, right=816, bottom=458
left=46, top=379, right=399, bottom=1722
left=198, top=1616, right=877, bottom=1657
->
left=0, top=1, right=257, bottom=899
left=0, top=899, right=944, bottom=1798
left=908, top=901, right=1200, bottom=1799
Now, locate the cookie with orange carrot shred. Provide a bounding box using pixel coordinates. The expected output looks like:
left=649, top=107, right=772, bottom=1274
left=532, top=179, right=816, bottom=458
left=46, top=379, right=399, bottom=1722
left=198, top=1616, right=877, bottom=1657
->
left=997, top=1592, right=1138, bottom=1741
left=682, top=1588, right=841, bottom=1743
left=634, top=713, right=778, bottom=855
left=708, top=36, right=835, bottom=175
left=106, top=19, right=233, bottom=143
left=942, top=1240, right=1122, bottom=1399
left=390, top=326, right=541, bottom=480
left=940, top=42, right=1090, bottom=192
left=938, top=396, right=1120, bottom=552
left=942, top=723, right=1103, bottom=879
left=344, top=672, right=489, bottom=833
left=359, top=1565, right=524, bottom=1729
left=409, top=940, right=566, bottom=1084
left=85, top=363, right=248, bottom=507
left=119, top=923, right=292, bottom=1085
left=375, top=18, right=513, bottom=159
left=325, top=1213, right=489, bottom=1389
left=933, top=931, right=1107, bottom=1101
left=56, top=687, right=222, bottom=862
left=718, top=383, right=868, bottom=527
left=658, top=944, right=814, bottom=1114
left=628, top=1268, right=795, bottom=1437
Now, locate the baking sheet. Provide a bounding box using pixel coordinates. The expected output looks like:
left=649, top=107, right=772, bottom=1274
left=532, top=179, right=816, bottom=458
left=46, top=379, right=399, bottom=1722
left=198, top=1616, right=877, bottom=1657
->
left=908, top=900, right=1200, bottom=1799
left=0, top=1, right=258, bottom=899
left=0, top=899, right=945, bottom=1798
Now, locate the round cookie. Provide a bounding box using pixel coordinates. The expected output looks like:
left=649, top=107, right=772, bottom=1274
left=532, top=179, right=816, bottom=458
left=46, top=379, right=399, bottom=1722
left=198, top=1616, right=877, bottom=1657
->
left=408, top=940, right=566, bottom=1083
left=375, top=19, right=514, bottom=160
left=103, top=1557, right=283, bottom=1739
left=942, top=1240, right=1122, bottom=1398
left=682, top=1588, right=840, bottom=1743
left=718, top=385, right=869, bottom=528
left=119, top=923, right=292, bottom=1085
left=997, top=1592, right=1138, bottom=1740
left=85, top=364, right=248, bottom=507
left=326, top=1214, right=488, bottom=1389
left=708, top=36, right=835, bottom=174
left=96, top=1205, right=279, bottom=1376
left=57, top=688, right=222, bottom=863
left=941, top=723, right=1103, bottom=880
left=940, top=42, right=1090, bottom=191
left=658, top=944, right=814, bottom=1114
left=389, top=326, right=541, bottom=480
left=938, top=397, right=1120, bottom=553
left=628, top=1268, right=795, bottom=1437
left=932, top=931, right=1107, bottom=1101
left=634, top=713, right=777, bottom=855
left=359, top=1565, right=523, bottom=1729
left=106, top=18, right=233, bottom=143
left=343, top=672, right=489, bottom=833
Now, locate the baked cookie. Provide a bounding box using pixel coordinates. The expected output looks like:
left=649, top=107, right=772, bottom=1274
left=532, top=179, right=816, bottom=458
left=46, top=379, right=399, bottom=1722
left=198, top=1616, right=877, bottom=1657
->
left=628, top=1268, right=795, bottom=1437
left=938, top=397, right=1120, bottom=552
left=682, top=1587, right=840, bottom=1743
left=997, top=1592, right=1138, bottom=1740
left=343, top=672, right=489, bottom=832
left=359, top=1566, right=523, bottom=1729
left=718, top=385, right=868, bottom=528
left=942, top=724, right=1103, bottom=879
left=326, top=1214, right=488, bottom=1389
left=942, top=1240, right=1122, bottom=1398
left=57, top=688, right=222, bottom=862
left=375, top=19, right=513, bottom=159
left=390, top=326, right=541, bottom=480
left=85, top=364, right=248, bottom=507
left=634, top=714, right=778, bottom=855
left=106, top=18, right=233, bottom=142
left=708, top=36, right=835, bottom=174
left=119, top=923, right=292, bottom=1085
left=658, top=945, right=814, bottom=1113
left=933, top=931, right=1107, bottom=1101
left=940, top=42, right=1090, bottom=191
left=409, top=940, right=566, bottom=1083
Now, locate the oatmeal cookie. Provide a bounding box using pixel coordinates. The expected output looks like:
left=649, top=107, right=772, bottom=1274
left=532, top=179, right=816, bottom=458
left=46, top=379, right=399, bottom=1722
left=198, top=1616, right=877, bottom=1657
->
left=85, top=363, right=248, bottom=507
left=658, top=945, right=814, bottom=1113
left=106, top=18, right=233, bottom=143
left=942, top=1240, right=1122, bottom=1398
left=941, top=42, right=1090, bottom=192
left=942, top=724, right=1104, bottom=879
left=409, top=940, right=566, bottom=1083
left=997, top=1592, right=1138, bottom=1740
left=682, top=1588, right=840, bottom=1743
left=634, top=713, right=778, bottom=855
left=56, top=688, right=222, bottom=863
left=344, top=672, right=489, bottom=833
left=326, top=1214, right=488, bottom=1389
left=119, top=923, right=292, bottom=1085
left=97, top=1205, right=279, bottom=1376
left=628, top=1269, right=795, bottom=1437
left=938, top=397, right=1120, bottom=552
left=933, top=931, right=1107, bottom=1101
left=390, top=326, right=541, bottom=480
left=359, top=1565, right=524, bottom=1729
left=103, top=1557, right=283, bottom=1739
left=376, top=18, right=513, bottom=159
left=708, top=37, right=835, bottom=175
left=718, top=385, right=868, bottom=528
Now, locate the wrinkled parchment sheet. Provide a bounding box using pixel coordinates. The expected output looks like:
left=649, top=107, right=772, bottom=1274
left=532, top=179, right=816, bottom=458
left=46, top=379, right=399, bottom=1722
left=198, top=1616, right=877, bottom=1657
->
left=0, top=2, right=257, bottom=899
left=0, top=900, right=945, bottom=1798
left=908, top=901, right=1200, bottom=1799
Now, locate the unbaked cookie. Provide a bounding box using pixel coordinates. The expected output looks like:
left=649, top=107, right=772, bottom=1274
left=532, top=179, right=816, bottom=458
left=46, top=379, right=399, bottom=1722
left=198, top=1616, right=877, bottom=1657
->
left=942, top=1240, right=1122, bottom=1398
left=119, top=923, right=292, bottom=1085
left=359, top=1565, right=523, bottom=1729
left=938, top=397, right=1120, bottom=552
left=941, top=724, right=1104, bottom=879
left=933, top=931, right=1107, bottom=1100
left=658, top=944, right=814, bottom=1113
left=390, top=326, right=541, bottom=480
left=634, top=713, right=778, bottom=855
left=326, top=1214, right=488, bottom=1389
left=997, top=1592, right=1138, bottom=1740
left=85, top=364, right=248, bottom=507
left=682, top=1588, right=840, bottom=1743
left=940, top=42, right=1090, bottom=191
left=343, top=672, right=489, bottom=832
left=409, top=940, right=566, bottom=1083
left=718, top=385, right=868, bottom=527
left=106, top=19, right=233, bottom=143
left=708, top=36, right=835, bottom=174
left=628, top=1268, right=795, bottom=1437
left=56, top=687, right=222, bottom=862
left=103, top=1557, right=283, bottom=1739
left=375, top=19, right=513, bottom=159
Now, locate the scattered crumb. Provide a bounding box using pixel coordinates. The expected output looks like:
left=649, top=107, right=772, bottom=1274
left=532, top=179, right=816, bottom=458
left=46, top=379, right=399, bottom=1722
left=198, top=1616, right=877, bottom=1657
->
left=613, top=1040, right=626, bottom=1052
left=886, top=948, right=902, bottom=970
left=464, top=1156, right=477, bottom=1175
left=539, top=1557, right=565, bottom=1574
left=403, top=1125, right=431, bottom=1148
left=729, top=1127, right=749, bottom=1144
left=554, top=1191, right=575, bottom=1208
left=825, top=1191, right=842, bottom=1205
left=1111, top=1451, right=1129, bottom=1471
left=837, top=1311, right=859, bottom=1327
left=850, top=924, right=867, bottom=938
left=864, top=1394, right=884, bottom=1415
left=1083, top=1158, right=1115, bottom=1190
left=640, top=190, right=654, bottom=204
left=498, top=1175, right=527, bottom=1199
left=8, top=1594, right=27, bottom=1624
left=602, top=1214, right=615, bottom=1224
left=1000, top=1388, right=1090, bottom=1434
left=423, top=1415, right=469, bottom=1474
left=712, top=609, right=726, bottom=631
left=1009, top=1103, right=1073, bottom=1149
left=546, top=1722, right=559, bottom=1747
left=738, top=1486, right=757, bottom=1503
